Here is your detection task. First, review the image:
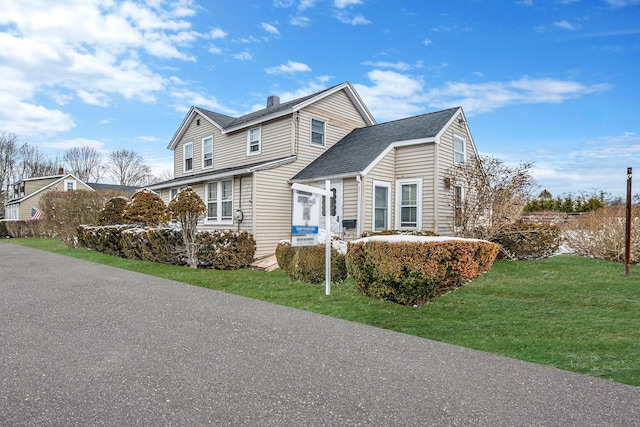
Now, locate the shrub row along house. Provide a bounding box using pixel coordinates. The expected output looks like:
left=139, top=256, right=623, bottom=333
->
left=150, top=81, right=481, bottom=259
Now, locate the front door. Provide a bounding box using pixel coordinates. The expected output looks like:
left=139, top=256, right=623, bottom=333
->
left=318, top=180, right=343, bottom=236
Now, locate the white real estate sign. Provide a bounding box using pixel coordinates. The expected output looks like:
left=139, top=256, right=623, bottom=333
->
left=291, top=190, right=320, bottom=247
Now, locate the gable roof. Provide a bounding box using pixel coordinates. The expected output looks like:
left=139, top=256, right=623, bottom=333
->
left=168, top=82, right=375, bottom=150
left=6, top=174, right=93, bottom=205
left=291, top=107, right=461, bottom=182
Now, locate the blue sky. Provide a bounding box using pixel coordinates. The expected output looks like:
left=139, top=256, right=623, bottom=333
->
left=1, top=0, right=638, bottom=197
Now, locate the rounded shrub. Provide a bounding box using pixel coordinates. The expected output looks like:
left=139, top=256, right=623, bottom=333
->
left=492, top=221, right=561, bottom=260
left=276, top=241, right=348, bottom=284
left=346, top=237, right=499, bottom=306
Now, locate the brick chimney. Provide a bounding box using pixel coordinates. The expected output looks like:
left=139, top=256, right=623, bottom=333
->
left=58, top=167, right=64, bottom=175
left=266, top=95, right=280, bottom=108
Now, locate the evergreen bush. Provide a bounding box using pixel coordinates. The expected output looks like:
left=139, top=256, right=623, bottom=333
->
left=276, top=241, right=348, bottom=284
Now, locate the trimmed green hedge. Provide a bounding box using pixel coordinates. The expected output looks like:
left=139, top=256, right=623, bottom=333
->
left=275, top=241, right=348, bottom=284
left=346, top=238, right=499, bottom=306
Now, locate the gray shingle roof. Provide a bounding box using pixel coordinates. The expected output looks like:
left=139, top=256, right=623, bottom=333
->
left=198, top=83, right=344, bottom=130
left=292, top=107, right=460, bottom=181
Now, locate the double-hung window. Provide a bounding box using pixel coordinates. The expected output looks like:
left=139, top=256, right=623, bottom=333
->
left=64, top=180, right=76, bottom=191
left=311, top=119, right=325, bottom=147
left=396, top=178, right=422, bottom=230
left=202, top=136, right=213, bottom=168
left=454, top=134, right=466, bottom=164
left=247, top=127, right=261, bottom=155
left=373, top=181, right=390, bottom=231
left=207, top=180, right=233, bottom=222
left=184, top=142, right=193, bottom=172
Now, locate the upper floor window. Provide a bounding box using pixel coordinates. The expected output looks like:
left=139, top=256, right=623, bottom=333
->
left=184, top=142, right=193, bottom=172
left=203, top=136, right=213, bottom=168
left=247, top=127, right=261, bottom=155
left=454, top=134, right=466, bottom=164
left=311, top=119, right=325, bottom=147
left=206, top=179, right=233, bottom=223
left=64, top=180, right=76, bottom=191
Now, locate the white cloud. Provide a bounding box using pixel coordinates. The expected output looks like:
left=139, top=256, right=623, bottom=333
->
left=354, top=70, right=427, bottom=121
left=210, top=28, right=228, bottom=39
left=604, top=0, right=640, bottom=6
left=233, top=51, right=253, bottom=61
left=44, top=137, right=106, bottom=151
left=290, top=16, right=311, bottom=27
left=334, top=0, right=362, bottom=7
left=336, top=13, right=371, bottom=25
left=261, top=22, right=280, bottom=35
left=265, top=60, right=312, bottom=74
left=0, top=0, right=201, bottom=137
left=299, top=0, right=318, bottom=10
left=554, top=19, right=580, bottom=31
left=425, top=77, right=610, bottom=115
left=362, top=61, right=412, bottom=71
left=422, top=38, right=433, bottom=46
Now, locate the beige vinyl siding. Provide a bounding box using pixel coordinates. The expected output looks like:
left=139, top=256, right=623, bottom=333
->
left=341, top=178, right=359, bottom=240
left=395, top=143, right=437, bottom=233
left=220, top=117, right=292, bottom=169
left=174, top=115, right=221, bottom=178
left=252, top=162, right=301, bottom=258
left=361, top=149, right=395, bottom=234
left=16, top=177, right=91, bottom=220
left=296, top=89, right=369, bottom=167
left=434, top=117, right=475, bottom=235
left=24, top=177, right=58, bottom=195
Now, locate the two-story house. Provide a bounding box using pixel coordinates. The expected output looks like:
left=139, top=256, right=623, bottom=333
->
left=149, top=81, right=481, bottom=259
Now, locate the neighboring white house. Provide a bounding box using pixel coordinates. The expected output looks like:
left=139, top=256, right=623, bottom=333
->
left=149, top=81, right=481, bottom=258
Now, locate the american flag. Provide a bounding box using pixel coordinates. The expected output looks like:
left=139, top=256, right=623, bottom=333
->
left=31, top=207, right=43, bottom=220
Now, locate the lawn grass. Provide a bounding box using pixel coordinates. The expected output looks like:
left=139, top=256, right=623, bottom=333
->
left=5, top=238, right=640, bottom=386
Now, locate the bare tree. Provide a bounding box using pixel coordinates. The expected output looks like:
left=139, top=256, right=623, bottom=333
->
left=18, top=143, right=61, bottom=179
left=445, top=154, right=537, bottom=240
left=0, top=132, right=19, bottom=201
left=105, top=149, right=153, bottom=186
left=63, top=146, right=104, bottom=182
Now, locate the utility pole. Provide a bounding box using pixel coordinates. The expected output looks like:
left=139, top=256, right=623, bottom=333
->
left=625, top=167, right=632, bottom=276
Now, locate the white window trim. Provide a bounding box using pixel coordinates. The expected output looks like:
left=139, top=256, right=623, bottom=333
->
left=310, top=118, right=326, bottom=148
left=205, top=179, right=234, bottom=225
left=372, top=180, right=391, bottom=232
left=202, top=136, right=213, bottom=169
left=395, top=178, right=422, bottom=230
left=247, top=127, right=261, bottom=156
left=183, top=141, right=194, bottom=173
left=454, top=133, right=466, bottom=164
left=64, top=179, right=76, bottom=191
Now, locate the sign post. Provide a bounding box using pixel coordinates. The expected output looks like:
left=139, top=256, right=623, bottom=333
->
left=291, top=181, right=333, bottom=295
left=625, top=167, right=632, bottom=276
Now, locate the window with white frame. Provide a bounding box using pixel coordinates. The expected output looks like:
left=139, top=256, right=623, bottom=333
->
left=373, top=181, right=390, bottom=231
left=396, top=179, right=422, bottom=229
left=206, top=179, right=233, bottom=222
left=202, top=136, right=213, bottom=168
left=64, top=180, right=76, bottom=191
left=311, top=119, right=325, bottom=147
left=184, top=142, right=193, bottom=172
left=247, top=127, right=261, bottom=155
left=454, top=185, right=464, bottom=228
left=454, top=134, right=466, bottom=164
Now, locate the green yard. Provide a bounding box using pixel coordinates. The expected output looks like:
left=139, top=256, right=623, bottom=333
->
left=5, top=238, right=640, bottom=386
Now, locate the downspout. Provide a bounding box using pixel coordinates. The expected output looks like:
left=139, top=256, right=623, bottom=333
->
left=356, top=174, right=362, bottom=238
left=433, top=141, right=439, bottom=233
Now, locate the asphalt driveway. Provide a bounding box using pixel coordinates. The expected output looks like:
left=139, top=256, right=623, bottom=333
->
left=1, top=242, right=639, bottom=426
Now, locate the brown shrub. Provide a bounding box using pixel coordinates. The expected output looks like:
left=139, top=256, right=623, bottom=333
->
left=492, top=222, right=562, bottom=260
left=346, top=238, right=499, bottom=306
left=562, top=205, right=640, bottom=263
left=99, top=196, right=129, bottom=225
left=122, top=188, right=166, bottom=226
left=40, top=189, right=124, bottom=246
left=275, top=241, right=348, bottom=284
